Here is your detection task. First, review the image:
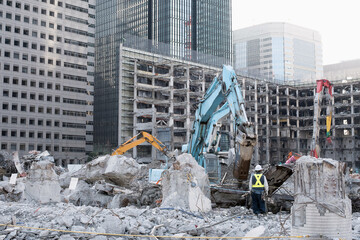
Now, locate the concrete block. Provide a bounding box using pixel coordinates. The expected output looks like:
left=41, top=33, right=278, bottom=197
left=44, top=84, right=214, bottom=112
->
left=25, top=161, right=61, bottom=203
left=244, top=226, right=267, bottom=240
left=161, top=154, right=211, bottom=212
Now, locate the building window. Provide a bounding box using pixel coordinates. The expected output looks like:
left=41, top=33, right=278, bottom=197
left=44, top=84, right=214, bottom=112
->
left=41, top=9, right=46, bottom=15
left=24, top=16, right=29, bottom=23
left=32, top=18, right=38, bottom=25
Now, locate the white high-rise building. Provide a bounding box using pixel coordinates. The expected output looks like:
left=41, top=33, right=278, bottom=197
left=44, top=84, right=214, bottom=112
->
left=0, top=0, right=95, bottom=166
left=233, top=22, right=323, bottom=83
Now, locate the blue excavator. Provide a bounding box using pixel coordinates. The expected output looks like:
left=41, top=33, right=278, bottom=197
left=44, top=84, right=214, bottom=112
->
left=183, top=65, right=257, bottom=182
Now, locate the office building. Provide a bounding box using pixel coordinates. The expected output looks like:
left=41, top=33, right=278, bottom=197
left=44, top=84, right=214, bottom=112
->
left=233, top=22, right=323, bottom=83
left=324, top=59, right=360, bottom=81
left=95, top=0, right=231, bottom=149
left=0, top=0, right=95, bottom=166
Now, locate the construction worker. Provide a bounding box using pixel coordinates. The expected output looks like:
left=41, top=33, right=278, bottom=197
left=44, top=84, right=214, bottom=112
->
left=249, top=164, right=269, bottom=215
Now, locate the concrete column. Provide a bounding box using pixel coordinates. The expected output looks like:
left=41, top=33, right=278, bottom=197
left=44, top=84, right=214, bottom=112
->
left=118, top=44, right=123, bottom=146
left=265, top=84, right=270, bottom=165
left=254, top=79, right=259, bottom=165
left=351, top=83, right=355, bottom=167
left=276, top=86, right=281, bottom=163
left=169, top=64, right=174, bottom=151
left=332, top=86, right=336, bottom=160
left=133, top=60, right=138, bottom=158
left=186, top=66, right=191, bottom=142
left=286, top=87, right=290, bottom=127
left=296, top=89, right=300, bottom=153
left=151, top=64, right=156, bottom=160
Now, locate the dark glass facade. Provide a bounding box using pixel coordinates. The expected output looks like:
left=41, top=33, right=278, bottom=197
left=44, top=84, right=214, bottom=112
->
left=94, top=0, right=232, bottom=148
left=193, top=0, right=232, bottom=63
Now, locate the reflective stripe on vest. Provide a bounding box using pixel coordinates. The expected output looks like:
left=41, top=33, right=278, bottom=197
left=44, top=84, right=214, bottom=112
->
left=252, top=174, right=264, bottom=188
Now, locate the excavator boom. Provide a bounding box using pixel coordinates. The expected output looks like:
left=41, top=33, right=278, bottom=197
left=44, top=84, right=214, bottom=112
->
left=186, top=65, right=257, bottom=182
left=112, top=131, right=173, bottom=160
left=311, top=79, right=333, bottom=158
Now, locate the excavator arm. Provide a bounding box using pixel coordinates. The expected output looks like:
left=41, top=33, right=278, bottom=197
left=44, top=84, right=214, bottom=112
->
left=112, top=131, right=173, bottom=160
left=311, top=79, right=333, bottom=158
left=186, top=65, right=257, bottom=181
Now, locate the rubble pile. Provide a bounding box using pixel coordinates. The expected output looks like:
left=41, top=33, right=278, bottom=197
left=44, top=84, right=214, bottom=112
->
left=0, top=201, right=357, bottom=239
left=348, top=174, right=360, bottom=212
left=161, top=153, right=211, bottom=212
left=0, top=151, right=16, bottom=177
left=0, top=201, right=285, bottom=239
left=0, top=151, right=359, bottom=239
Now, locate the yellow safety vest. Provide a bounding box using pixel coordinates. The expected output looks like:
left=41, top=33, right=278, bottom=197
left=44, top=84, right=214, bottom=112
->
left=252, top=174, right=264, bottom=188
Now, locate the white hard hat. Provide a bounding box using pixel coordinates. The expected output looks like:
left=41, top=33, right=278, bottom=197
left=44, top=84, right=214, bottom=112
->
left=255, top=165, right=262, bottom=171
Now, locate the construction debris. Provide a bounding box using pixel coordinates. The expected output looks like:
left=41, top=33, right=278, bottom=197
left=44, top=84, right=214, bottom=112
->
left=0, top=150, right=358, bottom=239
left=161, top=153, right=211, bottom=212
left=291, top=156, right=352, bottom=239
left=25, top=160, right=61, bottom=203
left=73, top=155, right=141, bottom=187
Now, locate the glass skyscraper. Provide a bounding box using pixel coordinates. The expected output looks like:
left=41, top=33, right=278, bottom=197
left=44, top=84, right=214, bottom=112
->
left=233, top=22, right=323, bottom=83
left=94, top=0, right=231, bottom=149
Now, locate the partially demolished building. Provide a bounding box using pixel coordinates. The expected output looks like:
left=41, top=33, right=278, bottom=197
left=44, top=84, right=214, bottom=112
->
left=100, top=45, right=360, bottom=170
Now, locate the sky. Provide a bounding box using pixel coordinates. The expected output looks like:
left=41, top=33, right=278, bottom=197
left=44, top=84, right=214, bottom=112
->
left=232, top=0, right=360, bottom=65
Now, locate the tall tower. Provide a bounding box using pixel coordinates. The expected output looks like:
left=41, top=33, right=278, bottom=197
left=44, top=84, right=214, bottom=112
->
left=233, top=22, right=323, bottom=83
left=0, top=0, right=95, bottom=165
left=94, top=0, right=232, bottom=149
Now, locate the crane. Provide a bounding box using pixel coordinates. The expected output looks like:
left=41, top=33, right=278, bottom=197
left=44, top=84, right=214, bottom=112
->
left=184, top=65, right=257, bottom=181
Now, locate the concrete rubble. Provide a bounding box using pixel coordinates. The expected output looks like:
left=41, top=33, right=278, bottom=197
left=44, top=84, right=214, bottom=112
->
left=0, top=151, right=358, bottom=239
left=291, top=156, right=352, bottom=239
left=161, top=153, right=211, bottom=212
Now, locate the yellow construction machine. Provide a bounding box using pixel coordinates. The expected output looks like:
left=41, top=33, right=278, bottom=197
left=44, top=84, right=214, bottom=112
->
left=111, top=131, right=175, bottom=161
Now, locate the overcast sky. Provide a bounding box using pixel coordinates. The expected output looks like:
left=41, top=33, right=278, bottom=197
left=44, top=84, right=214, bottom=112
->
left=232, top=0, right=360, bottom=65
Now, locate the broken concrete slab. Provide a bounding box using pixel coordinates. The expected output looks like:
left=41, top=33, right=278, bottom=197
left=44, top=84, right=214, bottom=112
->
left=161, top=153, right=211, bottom=212
left=24, top=160, right=61, bottom=203
left=243, top=226, right=268, bottom=240
left=291, top=156, right=352, bottom=239
left=73, top=155, right=140, bottom=187
left=63, top=180, right=113, bottom=207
